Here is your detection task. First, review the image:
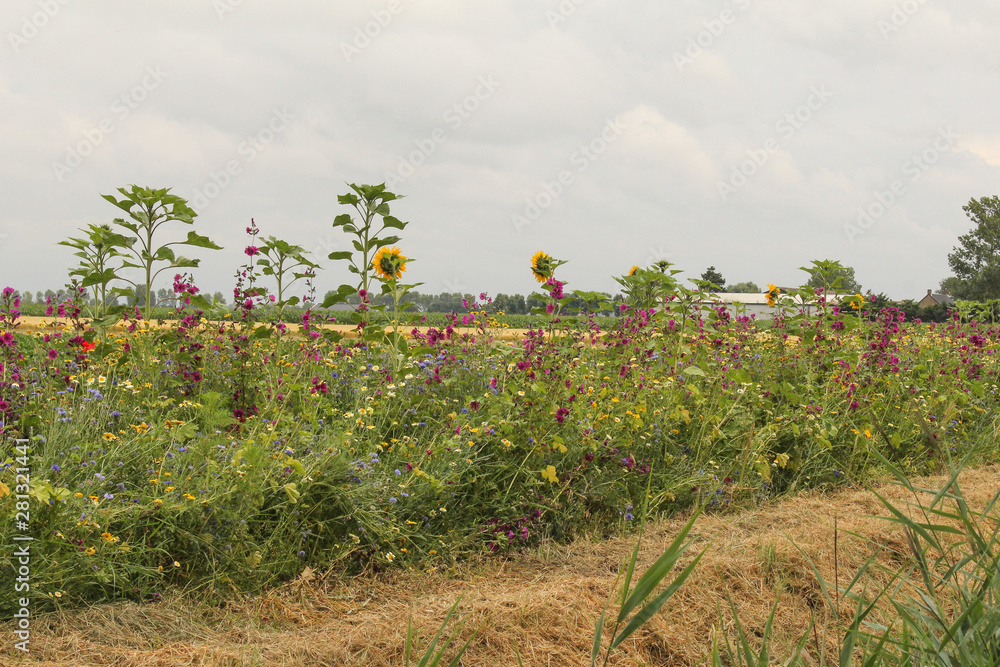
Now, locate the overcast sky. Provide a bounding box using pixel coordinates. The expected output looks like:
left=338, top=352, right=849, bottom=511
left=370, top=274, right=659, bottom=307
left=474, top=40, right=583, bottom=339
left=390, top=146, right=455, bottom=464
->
left=2, top=1, right=998, bottom=302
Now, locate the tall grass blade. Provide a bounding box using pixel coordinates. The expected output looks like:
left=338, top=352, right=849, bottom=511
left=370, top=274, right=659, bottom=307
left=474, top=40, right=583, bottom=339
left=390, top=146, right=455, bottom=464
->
left=610, top=548, right=705, bottom=650
left=414, top=597, right=464, bottom=667
left=616, top=507, right=702, bottom=623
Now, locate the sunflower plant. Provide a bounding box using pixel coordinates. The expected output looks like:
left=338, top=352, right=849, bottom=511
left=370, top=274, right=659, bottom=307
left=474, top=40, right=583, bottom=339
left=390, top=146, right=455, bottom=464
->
left=528, top=251, right=572, bottom=326
left=101, top=185, right=222, bottom=321
left=371, top=246, right=423, bottom=375
left=321, top=183, right=408, bottom=314
left=58, top=223, right=133, bottom=324
left=614, top=262, right=680, bottom=310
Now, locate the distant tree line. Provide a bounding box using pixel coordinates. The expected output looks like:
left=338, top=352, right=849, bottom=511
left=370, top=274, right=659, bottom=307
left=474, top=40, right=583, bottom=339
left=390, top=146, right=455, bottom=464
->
left=18, top=287, right=227, bottom=308
left=320, top=290, right=621, bottom=315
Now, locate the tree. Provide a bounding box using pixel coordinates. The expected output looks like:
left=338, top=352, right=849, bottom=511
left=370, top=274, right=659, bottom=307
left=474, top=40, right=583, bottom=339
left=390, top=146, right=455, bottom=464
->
left=156, top=287, right=175, bottom=309
left=699, top=266, right=726, bottom=291
left=945, top=196, right=1000, bottom=300
left=728, top=281, right=760, bottom=293
left=802, top=259, right=861, bottom=294
left=939, top=276, right=962, bottom=296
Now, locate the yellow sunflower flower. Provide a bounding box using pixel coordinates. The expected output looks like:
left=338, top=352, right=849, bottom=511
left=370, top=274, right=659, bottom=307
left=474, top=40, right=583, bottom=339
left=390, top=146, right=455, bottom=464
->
left=531, top=251, right=553, bottom=283
left=372, top=246, right=408, bottom=280
left=628, top=265, right=638, bottom=276
left=766, top=284, right=780, bottom=307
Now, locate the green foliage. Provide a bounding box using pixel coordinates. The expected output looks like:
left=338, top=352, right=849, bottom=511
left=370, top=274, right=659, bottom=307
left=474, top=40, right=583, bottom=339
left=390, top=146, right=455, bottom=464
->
left=322, top=183, right=408, bottom=307
left=252, top=225, right=319, bottom=317
left=953, top=299, right=1000, bottom=324
left=947, top=195, right=1000, bottom=300
left=593, top=504, right=704, bottom=666
left=615, top=262, right=681, bottom=309
left=17, top=184, right=1000, bottom=665
left=100, top=185, right=222, bottom=320
left=403, top=597, right=478, bottom=667
left=802, top=259, right=862, bottom=294
left=699, top=266, right=726, bottom=292
left=728, top=280, right=761, bottom=294
left=57, top=223, right=131, bottom=321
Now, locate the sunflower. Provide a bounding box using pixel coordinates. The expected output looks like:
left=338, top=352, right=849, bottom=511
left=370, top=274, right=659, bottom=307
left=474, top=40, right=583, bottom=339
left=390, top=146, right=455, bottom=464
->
left=372, top=246, right=408, bottom=281
left=766, top=284, right=780, bottom=307
left=531, top=251, right=553, bottom=283
left=628, top=265, right=638, bottom=276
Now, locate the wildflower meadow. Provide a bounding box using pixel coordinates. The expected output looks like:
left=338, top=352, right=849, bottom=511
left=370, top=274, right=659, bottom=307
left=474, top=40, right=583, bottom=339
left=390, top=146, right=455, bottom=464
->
left=3, top=182, right=1000, bottom=640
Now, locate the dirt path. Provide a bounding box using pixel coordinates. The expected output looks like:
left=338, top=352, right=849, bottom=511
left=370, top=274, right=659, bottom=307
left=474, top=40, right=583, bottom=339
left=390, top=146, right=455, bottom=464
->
left=7, top=466, right=998, bottom=666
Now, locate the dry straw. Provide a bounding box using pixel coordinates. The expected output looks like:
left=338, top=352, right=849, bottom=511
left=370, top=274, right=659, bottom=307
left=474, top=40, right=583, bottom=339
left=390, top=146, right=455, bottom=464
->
left=9, top=465, right=1000, bottom=666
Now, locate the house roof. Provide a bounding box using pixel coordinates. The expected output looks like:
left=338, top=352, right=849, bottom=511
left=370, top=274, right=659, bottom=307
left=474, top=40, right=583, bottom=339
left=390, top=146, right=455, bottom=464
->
left=922, top=291, right=955, bottom=306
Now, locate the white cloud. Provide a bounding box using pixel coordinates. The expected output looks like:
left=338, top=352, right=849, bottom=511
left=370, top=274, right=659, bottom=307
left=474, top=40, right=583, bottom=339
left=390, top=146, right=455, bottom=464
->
left=0, top=1, right=998, bottom=299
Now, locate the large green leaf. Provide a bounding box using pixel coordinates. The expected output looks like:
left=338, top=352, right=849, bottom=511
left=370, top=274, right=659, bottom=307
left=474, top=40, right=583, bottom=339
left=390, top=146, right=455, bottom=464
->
left=182, top=230, right=223, bottom=250
left=154, top=246, right=177, bottom=262
left=80, top=268, right=117, bottom=288
left=372, top=235, right=401, bottom=249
